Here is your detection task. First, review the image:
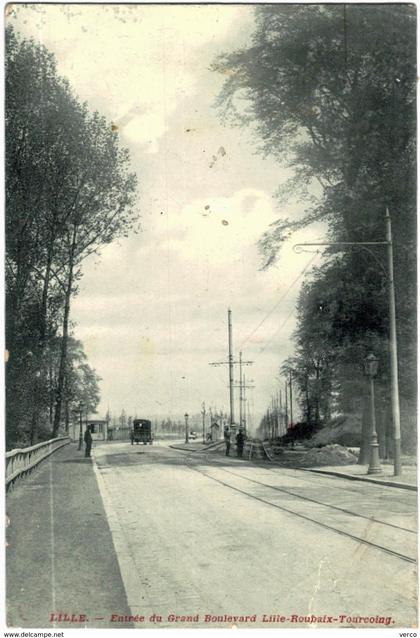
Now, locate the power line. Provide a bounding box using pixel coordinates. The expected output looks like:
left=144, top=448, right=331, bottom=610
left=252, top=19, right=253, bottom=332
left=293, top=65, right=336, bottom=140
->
left=240, top=252, right=320, bottom=348
left=257, top=302, right=297, bottom=356
left=252, top=252, right=321, bottom=360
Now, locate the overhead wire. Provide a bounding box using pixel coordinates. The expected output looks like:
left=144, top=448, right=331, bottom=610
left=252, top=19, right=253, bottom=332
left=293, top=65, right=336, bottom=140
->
left=207, top=250, right=322, bottom=420
left=240, top=251, right=320, bottom=350
left=257, top=301, right=298, bottom=357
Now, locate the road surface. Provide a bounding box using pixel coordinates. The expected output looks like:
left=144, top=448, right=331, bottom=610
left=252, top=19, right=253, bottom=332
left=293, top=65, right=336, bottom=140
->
left=93, top=440, right=417, bottom=629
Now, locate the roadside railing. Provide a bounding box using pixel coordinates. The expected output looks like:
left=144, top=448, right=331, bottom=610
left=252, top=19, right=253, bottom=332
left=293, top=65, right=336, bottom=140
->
left=6, top=436, right=71, bottom=489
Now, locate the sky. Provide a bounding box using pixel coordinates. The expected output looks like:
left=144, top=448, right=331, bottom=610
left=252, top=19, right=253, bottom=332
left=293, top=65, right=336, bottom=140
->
left=9, top=4, right=326, bottom=429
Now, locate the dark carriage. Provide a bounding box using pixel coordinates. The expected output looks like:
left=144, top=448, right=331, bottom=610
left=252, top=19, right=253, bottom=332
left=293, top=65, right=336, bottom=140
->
left=131, top=419, right=153, bottom=445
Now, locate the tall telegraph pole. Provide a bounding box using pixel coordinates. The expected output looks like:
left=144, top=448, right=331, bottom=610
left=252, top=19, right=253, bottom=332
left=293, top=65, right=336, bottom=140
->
left=209, top=309, right=252, bottom=429
left=239, top=351, right=243, bottom=428
left=228, top=308, right=234, bottom=426
left=289, top=371, right=294, bottom=427
left=242, top=374, right=254, bottom=431
left=233, top=371, right=254, bottom=432
left=278, top=388, right=284, bottom=436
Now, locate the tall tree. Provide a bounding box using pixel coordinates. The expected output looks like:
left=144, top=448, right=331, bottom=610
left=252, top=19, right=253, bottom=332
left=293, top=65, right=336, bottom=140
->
left=214, top=5, right=416, bottom=448
left=50, top=108, right=137, bottom=437
left=6, top=26, right=138, bottom=447
left=48, top=337, right=101, bottom=429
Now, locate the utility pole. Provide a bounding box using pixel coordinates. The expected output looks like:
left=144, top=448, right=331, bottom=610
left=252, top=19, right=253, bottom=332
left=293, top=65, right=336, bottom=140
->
left=276, top=393, right=280, bottom=437
left=386, top=209, right=401, bottom=475
left=228, top=308, right=234, bottom=426
left=233, top=374, right=254, bottom=432
left=201, top=401, right=206, bottom=444
left=278, top=388, right=284, bottom=436
left=285, top=380, right=289, bottom=429
left=239, top=351, right=243, bottom=429
left=242, top=374, right=253, bottom=432
left=184, top=413, right=189, bottom=444
left=289, top=371, right=294, bottom=427
left=209, top=309, right=252, bottom=428
left=271, top=396, right=275, bottom=438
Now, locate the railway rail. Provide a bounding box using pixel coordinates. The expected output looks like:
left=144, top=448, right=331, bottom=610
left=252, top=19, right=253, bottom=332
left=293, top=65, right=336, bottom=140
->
left=208, top=463, right=415, bottom=534
left=179, top=444, right=416, bottom=566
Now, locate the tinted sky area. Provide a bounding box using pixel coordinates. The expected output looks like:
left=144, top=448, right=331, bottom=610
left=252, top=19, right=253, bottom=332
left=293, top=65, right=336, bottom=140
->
left=10, top=4, right=326, bottom=427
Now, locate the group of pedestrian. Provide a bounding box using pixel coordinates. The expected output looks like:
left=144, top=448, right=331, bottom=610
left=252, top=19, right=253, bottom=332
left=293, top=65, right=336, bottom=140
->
left=224, top=425, right=246, bottom=457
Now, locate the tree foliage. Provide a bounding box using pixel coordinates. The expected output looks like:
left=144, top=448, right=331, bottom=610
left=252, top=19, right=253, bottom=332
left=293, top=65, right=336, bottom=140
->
left=6, top=26, right=139, bottom=448
left=214, top=5, right=416, bottom=449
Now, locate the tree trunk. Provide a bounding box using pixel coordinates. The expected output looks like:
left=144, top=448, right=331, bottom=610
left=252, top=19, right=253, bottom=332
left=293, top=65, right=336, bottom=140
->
left=48, top=357, right=54, bottom=428
left=305, top=376, right=311, bottom=424
left=52, top=273, right=73, bottom=437
left=314, top=363, right=321, bottom=425
left=52, top=227, right=77, bottom=438
left=28, top=259, right=54, bottom=443
left=65, top=399, right=70, bottom=433
left=39, top=246, right=54, bottom=347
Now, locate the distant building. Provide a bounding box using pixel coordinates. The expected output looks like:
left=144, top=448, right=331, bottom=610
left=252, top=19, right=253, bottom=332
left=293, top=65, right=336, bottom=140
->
left=210, top=422, right=220, bottom=441
left=86, top=419, right=108, bottom=441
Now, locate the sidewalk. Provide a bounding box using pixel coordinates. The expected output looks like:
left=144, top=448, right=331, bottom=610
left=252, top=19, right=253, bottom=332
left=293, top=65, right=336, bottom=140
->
left=6, top=442, right=132, bottom=629
left=303, top=463, right=417, bottom=491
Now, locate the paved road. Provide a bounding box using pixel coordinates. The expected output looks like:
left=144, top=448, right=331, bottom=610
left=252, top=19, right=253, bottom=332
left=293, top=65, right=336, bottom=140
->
left=93, top=440, right=417, bottom=629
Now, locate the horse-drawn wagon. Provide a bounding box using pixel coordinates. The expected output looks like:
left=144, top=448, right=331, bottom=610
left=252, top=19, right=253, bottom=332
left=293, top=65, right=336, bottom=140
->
left=131, top=419, right=153, bottom=445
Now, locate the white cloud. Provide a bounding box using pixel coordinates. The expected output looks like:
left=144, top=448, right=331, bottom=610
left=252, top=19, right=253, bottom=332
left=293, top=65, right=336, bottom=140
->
left=122, top=113, right=167, bottom=153
left=11, top=4, right=327, bottom=424
left=10, top=4, right=252, bottom=153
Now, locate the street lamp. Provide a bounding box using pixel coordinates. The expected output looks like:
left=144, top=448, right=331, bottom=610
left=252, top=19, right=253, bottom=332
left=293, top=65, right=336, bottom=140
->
left=364, top=354, right=382, bottom=475
left=184, top=413, right=189, bottom=444
left=77, top=402, right=85, bottom=451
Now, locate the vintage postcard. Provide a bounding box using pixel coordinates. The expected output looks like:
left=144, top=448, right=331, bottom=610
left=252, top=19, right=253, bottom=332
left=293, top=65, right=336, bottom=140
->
left=4, top=2, right=417, bottom=634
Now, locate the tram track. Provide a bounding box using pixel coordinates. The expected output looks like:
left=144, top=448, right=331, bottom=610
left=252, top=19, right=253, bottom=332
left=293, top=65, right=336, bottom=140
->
left=179, top=447, right=417, bottom=566
left=203, top=462, right=415, bottom=534
left=191, top=439, right=415, bottom=532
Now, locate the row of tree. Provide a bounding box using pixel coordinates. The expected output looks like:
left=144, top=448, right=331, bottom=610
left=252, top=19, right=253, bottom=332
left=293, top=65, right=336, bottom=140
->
left=6, top=26, right=138, bottom=449
left=214, top=5, right=416, bottom=450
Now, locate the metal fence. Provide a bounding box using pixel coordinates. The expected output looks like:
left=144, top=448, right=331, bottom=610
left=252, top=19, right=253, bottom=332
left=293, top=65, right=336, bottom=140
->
left=6, top=436, right=71, bottom=488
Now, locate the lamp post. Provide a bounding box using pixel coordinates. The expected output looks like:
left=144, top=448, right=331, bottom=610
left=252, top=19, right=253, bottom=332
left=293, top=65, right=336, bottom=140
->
left=77, top=402, right=85, bottom=451
left=184, top=413, right=189, bottom=444
left=364, top=354, right=382, bottom=475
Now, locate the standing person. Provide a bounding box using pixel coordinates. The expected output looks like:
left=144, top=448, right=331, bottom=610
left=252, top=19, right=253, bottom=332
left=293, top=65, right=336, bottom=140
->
left=84, top=425, right=93, bottom=458
left=224, top=425, right=231, bottom=456
left=236, top=428, right=245, bottom=458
